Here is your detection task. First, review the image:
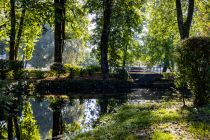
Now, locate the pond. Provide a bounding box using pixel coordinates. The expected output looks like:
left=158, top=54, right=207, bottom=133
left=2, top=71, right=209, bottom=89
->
left=0, top=81, right=177, bottom=140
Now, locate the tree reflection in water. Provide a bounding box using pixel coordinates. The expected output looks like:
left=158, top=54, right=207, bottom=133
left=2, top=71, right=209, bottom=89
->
left=0, top=81, right=128, bottom=140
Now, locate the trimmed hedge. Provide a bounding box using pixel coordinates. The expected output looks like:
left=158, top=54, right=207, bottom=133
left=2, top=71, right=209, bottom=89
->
left=175, top=37, right=210, bottom=106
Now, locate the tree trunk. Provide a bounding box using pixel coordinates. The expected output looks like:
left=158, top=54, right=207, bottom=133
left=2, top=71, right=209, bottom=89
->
left=9, top=0, right=16, bottom=61
left=54, top=0, right=65, bottom=63
left=100, top=0, right=113, bottom=79
left=123, top=45, right=127, bottom=68
left=176, top=0, right=194, bottom=40
left=15, top=8, right=26, bottom=60
left=52, top=108, right=63, bottom=140
left=7, top=115, right=13, bottom=140
left=162, top=65, right=168, bottom=73
left=14, top=116, right=21, bottom=140
left=99, top=98, right=109, bottom=115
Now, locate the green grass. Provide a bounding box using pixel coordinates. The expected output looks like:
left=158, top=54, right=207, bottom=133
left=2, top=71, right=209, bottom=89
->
left=151, top=130, right=178, bottom=140
left=72, top=102, right=210, bottom=140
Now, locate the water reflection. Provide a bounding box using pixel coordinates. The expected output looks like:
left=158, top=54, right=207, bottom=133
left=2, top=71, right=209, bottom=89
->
left=0, top=81, right=178, bottom=140
left=30, top=97, right=127, bottom=139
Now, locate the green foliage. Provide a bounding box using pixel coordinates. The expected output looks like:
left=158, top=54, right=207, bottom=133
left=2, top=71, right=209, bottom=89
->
left=151, top=130, right=177, bottom=140
left=0, top=60, right=9, bottom=79
left=85, top=65, right=101, bottom=76
left=50, top=63, right=66, bottom=77
left=175, top=37, right=210, bottom=106
left=64, top=64, right=81, bottom=78
left=73, top=101, right=210, bottom=140
left=24, top=69, right=48, bottom=79
left=64, top=121, right=81, bottom=134
left=162, top=72, right=175, bottom=80
left=87, top=0, right=145, bottom=67
left=86, top=65, right=101, bottom=72
left=0, top=60, right=24, bottom=79
left=188, top=122, right=210, bottom=139
left=73, top=102, right=182, bottom=140
left=9, top=61, right=24, bottom=79
left=0, top=81, right=13, bottom=120
left=20, top=102, right=41, bottom=140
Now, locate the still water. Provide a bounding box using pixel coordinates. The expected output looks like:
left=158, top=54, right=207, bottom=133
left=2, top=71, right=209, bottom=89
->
left=0, top=86, right=175, bottom=139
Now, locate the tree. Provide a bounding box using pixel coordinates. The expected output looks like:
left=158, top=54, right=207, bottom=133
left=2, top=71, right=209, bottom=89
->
left=99, top=0, right=113, bottom=79
left=54, top=0, right=66, bottom=63
left=139, top=0, right=178, bottom=71
left=1, top=0, right=53, bottom=61
left=109, top=0, right=144, bottom=68
left=87, top=0, right=144, bottom=76
left=49, top=97, right=65, bottom=140
left=176, top=0, right=194, bottom=40
left=9, top=0, right=15, bottom=61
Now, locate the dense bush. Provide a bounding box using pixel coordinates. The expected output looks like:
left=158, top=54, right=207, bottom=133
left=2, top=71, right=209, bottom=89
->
left=85, top=65, right=101, bottom=76
left=50, top=63, right=66, bottom=77
left=24, top=69, right=48, bottom=79
left=0, top=60, right=24, bottom=79
left=0, top=60, right=9, bottom=80
left=8, top=60, right=23, bottom=71
left=115, top=68, right=130, bottom=81
left=162, top=72, right=175, bottom=80
left=175, top=37, right=210, bottom=106
left=9, top=61, right=24, bottom=79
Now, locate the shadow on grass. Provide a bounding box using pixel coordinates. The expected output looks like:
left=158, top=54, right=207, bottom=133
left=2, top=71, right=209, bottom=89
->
left=184, top=104, right=210, bottom=139
left=73, top=103, right=183, bottom=140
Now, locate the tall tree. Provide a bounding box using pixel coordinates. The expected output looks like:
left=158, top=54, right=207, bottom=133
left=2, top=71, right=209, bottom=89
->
left=140, top=0, right=178, bottom=72
left=9, top=0, right=15, bottom=61
left=87, top=0, right=144, bottom=72
left=54, top=0, right=66, bottom=63
left=14, top=1, right=26, bottom=60
left=176, top=0, right=194, bottom=40
left=100, top=0, right=113, bottom=79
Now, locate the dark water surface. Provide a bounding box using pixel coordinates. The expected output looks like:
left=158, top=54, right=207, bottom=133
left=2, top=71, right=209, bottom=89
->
left=29, top=88, right=175, bottom=139
left=0, top=85, right=176, bottom=139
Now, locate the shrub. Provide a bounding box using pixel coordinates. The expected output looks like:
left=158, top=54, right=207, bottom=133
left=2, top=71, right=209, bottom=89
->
left=64, top=64, right=81, bottom=78
left=86, top=65, right=101, bottom=72
left=175, top=37, right=210, bottom=106
left=50, top=63, right=66, bottom=77
left=115, top=68, right=130, bottom=81
left=162, top=72, right=175, bottom=80
left=0, top=60, right=24, bottom=80
left=24, top=69, right=48, bottom=79
left=8, top=60, right=23, bottom=71
left=8, top=60, right=24, bottom=79
left=85, top=65, right=101, bottom=76
left=0, top=60, right=9, bottom=80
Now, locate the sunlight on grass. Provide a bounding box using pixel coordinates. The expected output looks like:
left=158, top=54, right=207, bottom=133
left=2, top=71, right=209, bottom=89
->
left=151, top=130, right=178, bottom=140
left=188, top=122, right=210, bottom=139
left=72, top=102, right=210, bottom=140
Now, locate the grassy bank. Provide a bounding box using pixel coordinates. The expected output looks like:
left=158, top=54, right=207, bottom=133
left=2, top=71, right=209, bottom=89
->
left=73, top=101, right=210, bottom=140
